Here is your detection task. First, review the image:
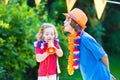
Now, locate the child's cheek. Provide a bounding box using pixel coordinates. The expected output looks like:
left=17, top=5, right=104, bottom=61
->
left=43, top=36, right=48, bottom=41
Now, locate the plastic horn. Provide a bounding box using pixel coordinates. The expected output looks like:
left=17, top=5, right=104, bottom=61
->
left=46, top=39, right=56, bottom=54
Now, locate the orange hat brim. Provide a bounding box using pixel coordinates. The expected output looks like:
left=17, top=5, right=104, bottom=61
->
left=63, top=13, right=86, bottom=30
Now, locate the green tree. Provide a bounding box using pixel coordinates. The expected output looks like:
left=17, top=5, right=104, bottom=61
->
left=1, top=0, right=120, bottom=79
left=0, top=0, right=46, bottom=80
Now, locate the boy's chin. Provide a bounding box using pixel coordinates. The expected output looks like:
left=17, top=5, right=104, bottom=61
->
left=64, top=29, right=69, bottom=32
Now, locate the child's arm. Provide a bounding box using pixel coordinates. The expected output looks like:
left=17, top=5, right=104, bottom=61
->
left=36, top=52, right=49, bottom=62
left=54, top=40, right=63, bottom=57
left=101, top=54, right=109, bottom=70
left=101, top=54, right=116, bottom=80
left=56, top=48, right=63, bottom=57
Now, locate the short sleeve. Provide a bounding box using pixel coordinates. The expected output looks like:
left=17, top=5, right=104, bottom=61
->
left=35, top=40, right=47, bottom=54
left=82, top=33, right=106, bottom=60
left=54, top=39, right=60, bottom=49
left=35, top=41, right=42, bottom=54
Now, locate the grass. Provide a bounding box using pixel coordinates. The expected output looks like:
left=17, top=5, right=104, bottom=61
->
left=59, top=54, right=120, bottom=80
left=109, top=54, right=120, bottom=80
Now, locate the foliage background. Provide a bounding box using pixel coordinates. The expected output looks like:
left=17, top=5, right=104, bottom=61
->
left=0, top=0, right=120, bottom=80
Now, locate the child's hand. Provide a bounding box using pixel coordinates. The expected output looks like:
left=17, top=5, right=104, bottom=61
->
left=111, top=74, right=116, bottom=80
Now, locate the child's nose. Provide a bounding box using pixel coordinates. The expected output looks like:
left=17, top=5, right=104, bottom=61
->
left=48, top=36, right=52, bottom=40
left=64, top=20, right=66, bottom=23
left=48, top=38, right=52, bottom=40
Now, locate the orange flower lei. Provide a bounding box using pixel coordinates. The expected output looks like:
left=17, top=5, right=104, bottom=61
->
left=68, top=32, right=77, bottom=75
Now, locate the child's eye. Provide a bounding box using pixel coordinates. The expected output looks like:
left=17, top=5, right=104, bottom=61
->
left=51, top=33, right=54, bottom=36
left=46, top=34, right=49, bottom=36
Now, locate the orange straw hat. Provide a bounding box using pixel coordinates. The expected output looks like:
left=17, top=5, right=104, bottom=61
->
left=63, top=8, right=88, bottom=30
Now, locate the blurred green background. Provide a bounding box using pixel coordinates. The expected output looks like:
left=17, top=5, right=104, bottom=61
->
left=0, top=0, right=120, bottom=80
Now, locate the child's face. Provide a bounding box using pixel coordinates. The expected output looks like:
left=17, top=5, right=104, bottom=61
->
left=43, top=27, right=55, bottom=41
left=64, top=17, right=73, bottom=32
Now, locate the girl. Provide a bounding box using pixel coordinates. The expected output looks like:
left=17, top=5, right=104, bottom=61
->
left=35, top=23, right=63, bottom=80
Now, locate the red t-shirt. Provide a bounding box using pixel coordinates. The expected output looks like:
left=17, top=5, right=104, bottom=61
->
left=35, top=39, right=60, bottom=76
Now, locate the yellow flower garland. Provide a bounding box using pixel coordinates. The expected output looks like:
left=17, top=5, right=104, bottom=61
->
left=68, top=32, right=77, bottom=75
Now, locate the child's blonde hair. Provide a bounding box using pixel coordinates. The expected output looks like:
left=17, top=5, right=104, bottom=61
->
left=36, top=23, right=58, bottom=41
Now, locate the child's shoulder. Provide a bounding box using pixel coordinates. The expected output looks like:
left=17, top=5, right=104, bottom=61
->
left=54, top=38, right=59, bottom=42
left=34, top=40, right=45, bottom=47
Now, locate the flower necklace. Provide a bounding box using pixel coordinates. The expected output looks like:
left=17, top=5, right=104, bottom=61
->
left=68, top=32, right=81, bottom=75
